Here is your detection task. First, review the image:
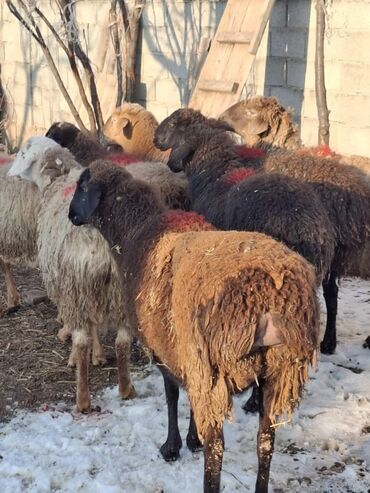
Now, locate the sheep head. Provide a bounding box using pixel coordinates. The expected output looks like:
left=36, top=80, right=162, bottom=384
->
left=220, top=96, right=300, bottom=149
left=154, top=108, right=234, bottom=172
left=8, top=136, right=81, bottom=192
left=45, top=122, right=80, bottom=148
left=103, top=103, right=161, bottom=160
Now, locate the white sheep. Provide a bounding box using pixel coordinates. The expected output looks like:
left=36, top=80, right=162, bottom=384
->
left=8, top=136, right=190, bottom=412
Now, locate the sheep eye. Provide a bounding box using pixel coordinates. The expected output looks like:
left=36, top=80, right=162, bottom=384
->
left=81, top=183, right=89, bottom=193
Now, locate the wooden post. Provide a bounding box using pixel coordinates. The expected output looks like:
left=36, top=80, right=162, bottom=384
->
left=315, top=0, right=330, bottom=145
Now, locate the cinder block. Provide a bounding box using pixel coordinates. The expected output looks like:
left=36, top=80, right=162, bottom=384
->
left=287, top=0, right=312, bottom=29
left=155, top=78, right=181, bottom=104
left=270, top=28, right=307, bottom=59
left=265, top=57, right=287, bottom=86
left=270, top=85, right=303, bottom=120
left=270, top=0, right=287, bottom=28
left=139, top=51, right=169, bottom=80
left=147, top=101, right=171, bottom=123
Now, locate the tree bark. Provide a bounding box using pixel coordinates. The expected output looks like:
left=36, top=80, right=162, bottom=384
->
left=315, top=0, right=330, bottom=146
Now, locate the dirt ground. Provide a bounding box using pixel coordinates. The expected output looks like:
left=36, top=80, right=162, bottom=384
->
left=0, top=266, right=148, bottom=422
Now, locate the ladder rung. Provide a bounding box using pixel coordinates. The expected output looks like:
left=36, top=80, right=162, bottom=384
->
left=217, top=31, right=252, bottom=44
left=198, top=80, right=239, bottom=93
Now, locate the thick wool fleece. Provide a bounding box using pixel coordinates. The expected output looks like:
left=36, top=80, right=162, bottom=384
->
left=103, top=102, right=169, bottom=162
left=80, top=162, right=320, bottom=439
left=0, top=175, right=40, bottom=266
left=264, top=150, right=370, bottom=275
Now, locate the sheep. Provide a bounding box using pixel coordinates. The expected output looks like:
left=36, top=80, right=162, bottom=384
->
left=46, top=121, right=190, bottom=211
left=155, top=108, right=370, bottom=357
left=68, top=159, right=320, bottom=493
left=45, top=122, right=124, bottom=166
left=220, top=96, right=301, bottom=150
left=0, top=142, right=55, bottom=312
left=221, top=95, right=370, bottom=174
left=8, top=136, right=190, bottom=412
left=103, top=102, right=170, bottom=162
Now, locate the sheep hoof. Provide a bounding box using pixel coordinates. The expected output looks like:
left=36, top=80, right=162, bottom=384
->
left=160, top=437, right=182, bottom=462
left=120, top=385, right=136, bottom=400
left=320, top=339, right=336, bottom=355
left=57, top=326, right=72, bottom=342
left=92, top=353, right=107, bottom=366
left=76, top=402, right=91, bottom=414
left=5, top=305, right=20, bottom=315
left=186, top=434, right=203, bottom=453
left=242, top=398, right=259, bottom=415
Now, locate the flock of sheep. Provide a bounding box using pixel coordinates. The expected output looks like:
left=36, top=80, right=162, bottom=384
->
left=1, top=97, right=369, bottom=493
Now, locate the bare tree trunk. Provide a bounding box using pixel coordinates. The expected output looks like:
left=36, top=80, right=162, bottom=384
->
left=118, top=0, right=145, bottom=102
left=315, top=0, right=330, bottom=146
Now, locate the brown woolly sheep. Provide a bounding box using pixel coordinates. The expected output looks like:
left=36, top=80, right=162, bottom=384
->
left=69, top=160, right=320, bottom=493
left=155, top=108, right=370, bottom=357
left=221, top=95, right=370, bottom=174
left=103, top=102, right=170, bottom=162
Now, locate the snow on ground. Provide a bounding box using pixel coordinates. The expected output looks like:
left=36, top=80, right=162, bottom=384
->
left=0, top=278, right=370, bottom=493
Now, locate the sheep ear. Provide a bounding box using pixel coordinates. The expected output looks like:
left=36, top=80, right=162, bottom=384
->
left=242, top=110, right=269, bottom=135
left=168, top=143, right=194, bottom=172
left=121, top=118, right=133, bottom=139
left=70, top=170, right=103, bottom=222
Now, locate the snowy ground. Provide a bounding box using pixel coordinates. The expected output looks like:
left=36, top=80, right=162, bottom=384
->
left=0, top=278, right=370, bottom=493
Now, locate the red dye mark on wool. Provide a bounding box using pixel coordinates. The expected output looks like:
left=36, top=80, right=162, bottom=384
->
left=163, top=210, right=215, bottom=233
left=234, top=145, right=266, bottom=159
left=0, top=155, right=13, bottom=166
left=224, top=167, right=255, bottom=186
left=298, top=145, right=336, bottom=158
left=108, top=153, right=141, bottom=167
left=62, top=183, right=77, bottom=198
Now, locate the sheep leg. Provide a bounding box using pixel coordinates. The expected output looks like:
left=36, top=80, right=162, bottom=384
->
left=321, top=271, right=338, bottom=354
left=73, top=331, right=91, bottom=413
left=242, top=384, right=260, bottom=414
left=91, top=325, right=107, bottom=366
left=115, top=327, right=136, bottom=399
left=186, top=410, right=203, bottom=452
left=57, top=324, right=72, bottom=342
left=203, top=425, right=224, bottom=493
left=158, top=366, right=182, bottom=461
left=255, top=383, right=275, bottom=493
left=0, top=258, right=20, bottom=311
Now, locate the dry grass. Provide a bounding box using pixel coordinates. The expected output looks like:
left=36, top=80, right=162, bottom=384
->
left=0, top=266, right=148, bottom=421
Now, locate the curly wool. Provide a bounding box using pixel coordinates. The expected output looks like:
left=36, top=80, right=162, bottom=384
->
left=103, top=103, right=169, bottom=162
left=82, top=161, right=320, bottom=438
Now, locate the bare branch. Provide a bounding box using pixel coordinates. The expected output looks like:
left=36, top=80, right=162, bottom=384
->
left=57, top=0, right=104, bottom=133
left=6, top=0, right=88, bottom=133
left=110, top=0, right=124, bottom=107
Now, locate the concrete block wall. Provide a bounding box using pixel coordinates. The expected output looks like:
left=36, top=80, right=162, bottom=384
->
left=1, top=0, right=370, bottom=157
left=245, top=0, right=370, bottom=156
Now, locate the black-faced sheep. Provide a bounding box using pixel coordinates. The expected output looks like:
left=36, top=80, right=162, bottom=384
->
left=8, top=135, right=191, bottom=412
left=68, top=159, right=320, bottom=493
left=46, top=121, right=190, bottom=211
left=103, top=102, right=170, bottom=162
left=154, top=108, right=370, bottom=357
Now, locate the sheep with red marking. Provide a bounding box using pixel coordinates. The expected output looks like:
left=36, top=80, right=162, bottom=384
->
left=8, top=136, right=189, bottom=412
left=45, top=121, right=190, bottom=211
left=68, top=159, right=320, bottom=493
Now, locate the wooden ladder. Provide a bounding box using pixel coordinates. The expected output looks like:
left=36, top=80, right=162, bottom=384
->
left=189, top=0, right=275, bottom=117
